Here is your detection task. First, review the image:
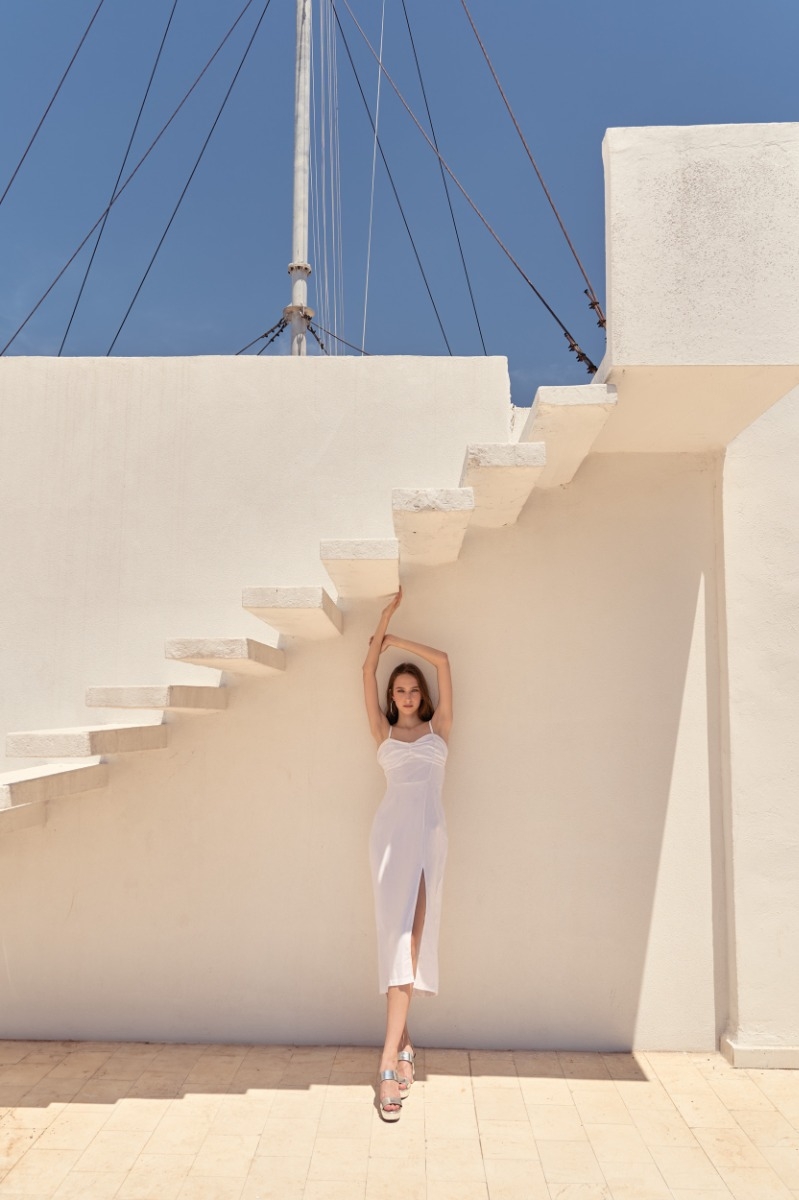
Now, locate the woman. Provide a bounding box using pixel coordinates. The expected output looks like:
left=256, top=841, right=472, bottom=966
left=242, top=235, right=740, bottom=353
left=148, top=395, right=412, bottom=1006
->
left=362, top=587, right=452, bottom=1121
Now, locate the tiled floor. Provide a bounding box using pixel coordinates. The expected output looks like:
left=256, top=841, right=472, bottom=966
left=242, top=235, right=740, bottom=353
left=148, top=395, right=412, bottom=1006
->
left=1, top=1043, right=799, bottom=1199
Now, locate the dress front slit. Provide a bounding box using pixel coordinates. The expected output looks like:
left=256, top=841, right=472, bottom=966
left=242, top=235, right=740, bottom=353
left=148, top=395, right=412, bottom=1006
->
left=369, top=723, right=448, bottom=996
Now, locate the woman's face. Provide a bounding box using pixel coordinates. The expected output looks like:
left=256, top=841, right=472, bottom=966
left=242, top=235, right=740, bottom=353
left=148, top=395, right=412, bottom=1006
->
left=392, top=673, right=421, bottom=717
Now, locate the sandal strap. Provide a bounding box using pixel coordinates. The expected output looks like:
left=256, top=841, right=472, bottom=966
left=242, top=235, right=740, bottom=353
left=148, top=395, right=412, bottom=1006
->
left=397, top=1050, right=415, bottom=1064
left=379, top=1069, right=399, bottom=1083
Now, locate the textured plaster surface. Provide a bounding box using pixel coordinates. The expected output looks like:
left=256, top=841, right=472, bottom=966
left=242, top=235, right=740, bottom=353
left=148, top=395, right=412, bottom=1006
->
left=0, top=451, right=721, bottom=1049
left=722, top=384, right=799, bottom=1052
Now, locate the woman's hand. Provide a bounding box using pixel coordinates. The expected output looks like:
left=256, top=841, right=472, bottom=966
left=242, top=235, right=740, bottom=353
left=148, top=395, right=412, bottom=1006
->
left=381, top=588, right=402, bottom=622
left=380, top=634, right=395, bottom=653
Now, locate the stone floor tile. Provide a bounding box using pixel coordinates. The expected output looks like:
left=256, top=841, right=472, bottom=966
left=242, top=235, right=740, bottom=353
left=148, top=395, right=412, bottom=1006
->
left=694, top=1126, right=770, bottom=1170
left=423, top=1102, right=479, bottom=1141
left=732, top=1108, right=799, bottom=1146
left=470, top=1053, right=518, bottom=1088
left=240, top=1176, right=304, bottom=1200
left=425, top=1182, right=488, bottom=1200
left=102, top=1098, right=172, bottom=1133
left=482, top=1155, right=549, bottom=1198
left=762, top=1145, right=799, bottom=1189
left=0, top=1130, right=40, bottom=1173
left=708, top=1077, right=778, bottom=1111
left=143, top=1116, right=214, bottom=1158
left=267, top=1091, right=325, bottom=1122
left=547, top=1186, right=612, bottom=1200
left=478, top=1119, right=538, bottom=1160
left=526, top=1103, right=587, bottom=1142
left=600, top=1160, right=671, bottom=1198
left=518, top=1078, right=573, bottom=1106
left=190, top=1134, right=259, bottom=1178
left=612, top=1079, right=678, bottom=1113
left=425, top=1136, right=487, bottom=1182
left=628, top=1106, right=697, bottom=1146
left=512, top=1051, right=563, bottom=1080
left=715, top=1165, right=794, bottom=1198
left=115, top=1151, right=195, bottom=1200
left=242, top=1154, right=310, bottom=1185
left=303, top=1181, right=366, bottom=1199
left=649, top=1143, right=726, bottom=1189
left=474, top=1089, right=528, bottom=1123
left=670, top=1091, right=739, bottom=1129
left=536, top=1140, right=605, bottom=1185
left=316, top=1101, right=374, bottom=1139
left=255, top=1117, right=318, bottom=1158
left=52, top=1170, right=129, bottom=1198
left=368, top=1115, right=426, bottom=1156
left=307, top=1135, right=370, bottom=1182
left=175, top=1177, right=245, bottom=1200
left=27, top=1109, right=110, bottom=1151
left=366, top=1154, right=426, bottom=1184
left=74, top=1129, right=150, bottom=1173
left=0, top=1147, right=81, bottom=1195
left=601, top=1054, right=650, bottom=1083
left=558, top=1056, right=612, bottom=1083
left=572, top=1090, right=634, bottom=1126
left=669, top=1191, right=733, bottom=1199
left=365, top=1178, right=425, bottom=1200
left=584, top=1124, right=653, bottom=1165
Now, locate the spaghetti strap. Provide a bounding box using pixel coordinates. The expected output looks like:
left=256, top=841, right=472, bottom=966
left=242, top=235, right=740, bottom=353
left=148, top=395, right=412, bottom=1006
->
left=429, top=721, right=434, bottom=735
left=388, top=725, right=393, bottom=740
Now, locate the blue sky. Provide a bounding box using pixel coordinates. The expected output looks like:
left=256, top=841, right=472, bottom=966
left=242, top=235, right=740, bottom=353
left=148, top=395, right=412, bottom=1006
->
left=1, top=0, right=797, bottom=402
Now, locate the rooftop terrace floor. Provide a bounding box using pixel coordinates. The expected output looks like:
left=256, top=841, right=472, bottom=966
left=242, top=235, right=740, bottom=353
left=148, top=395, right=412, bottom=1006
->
left=1, top=1041, right=798, bottom=1199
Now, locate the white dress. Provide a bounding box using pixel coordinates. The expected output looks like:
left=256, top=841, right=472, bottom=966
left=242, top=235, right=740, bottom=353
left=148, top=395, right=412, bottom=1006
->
left=369, top=723, right=449, bottom=996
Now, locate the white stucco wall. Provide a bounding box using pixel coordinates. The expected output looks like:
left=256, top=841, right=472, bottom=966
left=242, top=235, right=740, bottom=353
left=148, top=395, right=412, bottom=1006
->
left=722, top=385, right=799, bottom=1056
left=0, top=355, right=723, bottom=1048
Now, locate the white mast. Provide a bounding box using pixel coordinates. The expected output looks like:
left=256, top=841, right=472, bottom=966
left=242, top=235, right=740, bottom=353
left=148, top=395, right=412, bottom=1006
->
left=286, top=0, right=313, bottom=355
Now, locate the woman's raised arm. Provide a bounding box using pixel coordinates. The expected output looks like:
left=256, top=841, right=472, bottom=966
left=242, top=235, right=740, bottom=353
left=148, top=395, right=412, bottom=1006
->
left=362, top=589, right=403, bottom=745
left=381, top=633, right=452, bottom=740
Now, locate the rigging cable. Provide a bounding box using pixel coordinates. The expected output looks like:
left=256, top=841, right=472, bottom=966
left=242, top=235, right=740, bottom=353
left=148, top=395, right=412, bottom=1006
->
left=333, top=0, right=596, bottom=373
left=1, top=0, right=260, bottom=356
left=400, top=0, right=486, bottom=354
left=457, top=0, right=605, bottom=328
left=0, top=0, right=108, bottom=209
left=59, top=0, right=181, bottom=356
left=106, top=0, right=273, bottom=354
left=235, top=317, right=287, bottom=354
left=332, top=6, right=453, bottom=354
left=361, top=0, right=387, bottom=355
left=311, top=320, right=371, bottom=355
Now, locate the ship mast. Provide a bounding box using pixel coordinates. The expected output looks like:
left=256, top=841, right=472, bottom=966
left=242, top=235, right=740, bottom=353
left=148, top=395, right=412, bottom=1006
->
left=285, top=0, right=313, bottom=355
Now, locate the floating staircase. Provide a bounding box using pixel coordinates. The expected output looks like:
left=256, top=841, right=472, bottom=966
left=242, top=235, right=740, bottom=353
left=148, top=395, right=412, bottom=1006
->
left=0, top=384, right=616, bottom=831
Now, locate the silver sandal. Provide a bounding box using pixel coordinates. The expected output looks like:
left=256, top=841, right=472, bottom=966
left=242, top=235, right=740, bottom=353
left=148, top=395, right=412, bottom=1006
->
left=377, top=1069, right=402, bottom=1122
left=397, top=1049, right=416, bottom=1096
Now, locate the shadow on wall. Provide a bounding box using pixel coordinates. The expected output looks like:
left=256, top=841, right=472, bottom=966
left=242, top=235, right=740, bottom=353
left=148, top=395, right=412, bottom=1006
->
left=0, top=454, right=721, bottom=1050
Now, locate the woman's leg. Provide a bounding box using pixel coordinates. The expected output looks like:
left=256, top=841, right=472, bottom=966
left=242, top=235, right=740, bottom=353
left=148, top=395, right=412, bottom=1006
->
left=398, top=875, right=427, bottom=1089
left=380, top=875, right=427, bottom=1109
left=379, top=984, right=412, bottom=1114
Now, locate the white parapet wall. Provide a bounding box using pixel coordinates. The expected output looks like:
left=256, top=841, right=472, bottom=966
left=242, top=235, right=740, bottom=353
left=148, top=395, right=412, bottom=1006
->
left=0, top=352, right=724, bottom=1050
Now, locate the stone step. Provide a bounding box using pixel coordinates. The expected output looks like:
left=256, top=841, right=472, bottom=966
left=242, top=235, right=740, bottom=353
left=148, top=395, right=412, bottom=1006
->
left=460, top=442, right=547, bottom=527
left=6, top=723, right=168, bottom=758
left=242, top=586, right=343, bottom=639
left=517, top=384, right=617, bottom=487
left=165, top=638, right=286, bottom=676
left=392, top=488, right=474, bottom=566
left=86, top=685, right=227, bottom=712
left=320, top=539, right=400, bottom=598
left=0, top=761, right=109, bottom=811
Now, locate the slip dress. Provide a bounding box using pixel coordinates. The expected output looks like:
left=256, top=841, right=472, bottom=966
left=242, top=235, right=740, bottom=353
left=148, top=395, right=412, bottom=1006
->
left=369, top=721, right=449, bottom=996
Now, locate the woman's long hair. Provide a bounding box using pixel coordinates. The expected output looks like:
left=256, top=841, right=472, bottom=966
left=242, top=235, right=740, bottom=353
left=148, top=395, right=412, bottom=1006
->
left=385, top=662, right=435, bottom=725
